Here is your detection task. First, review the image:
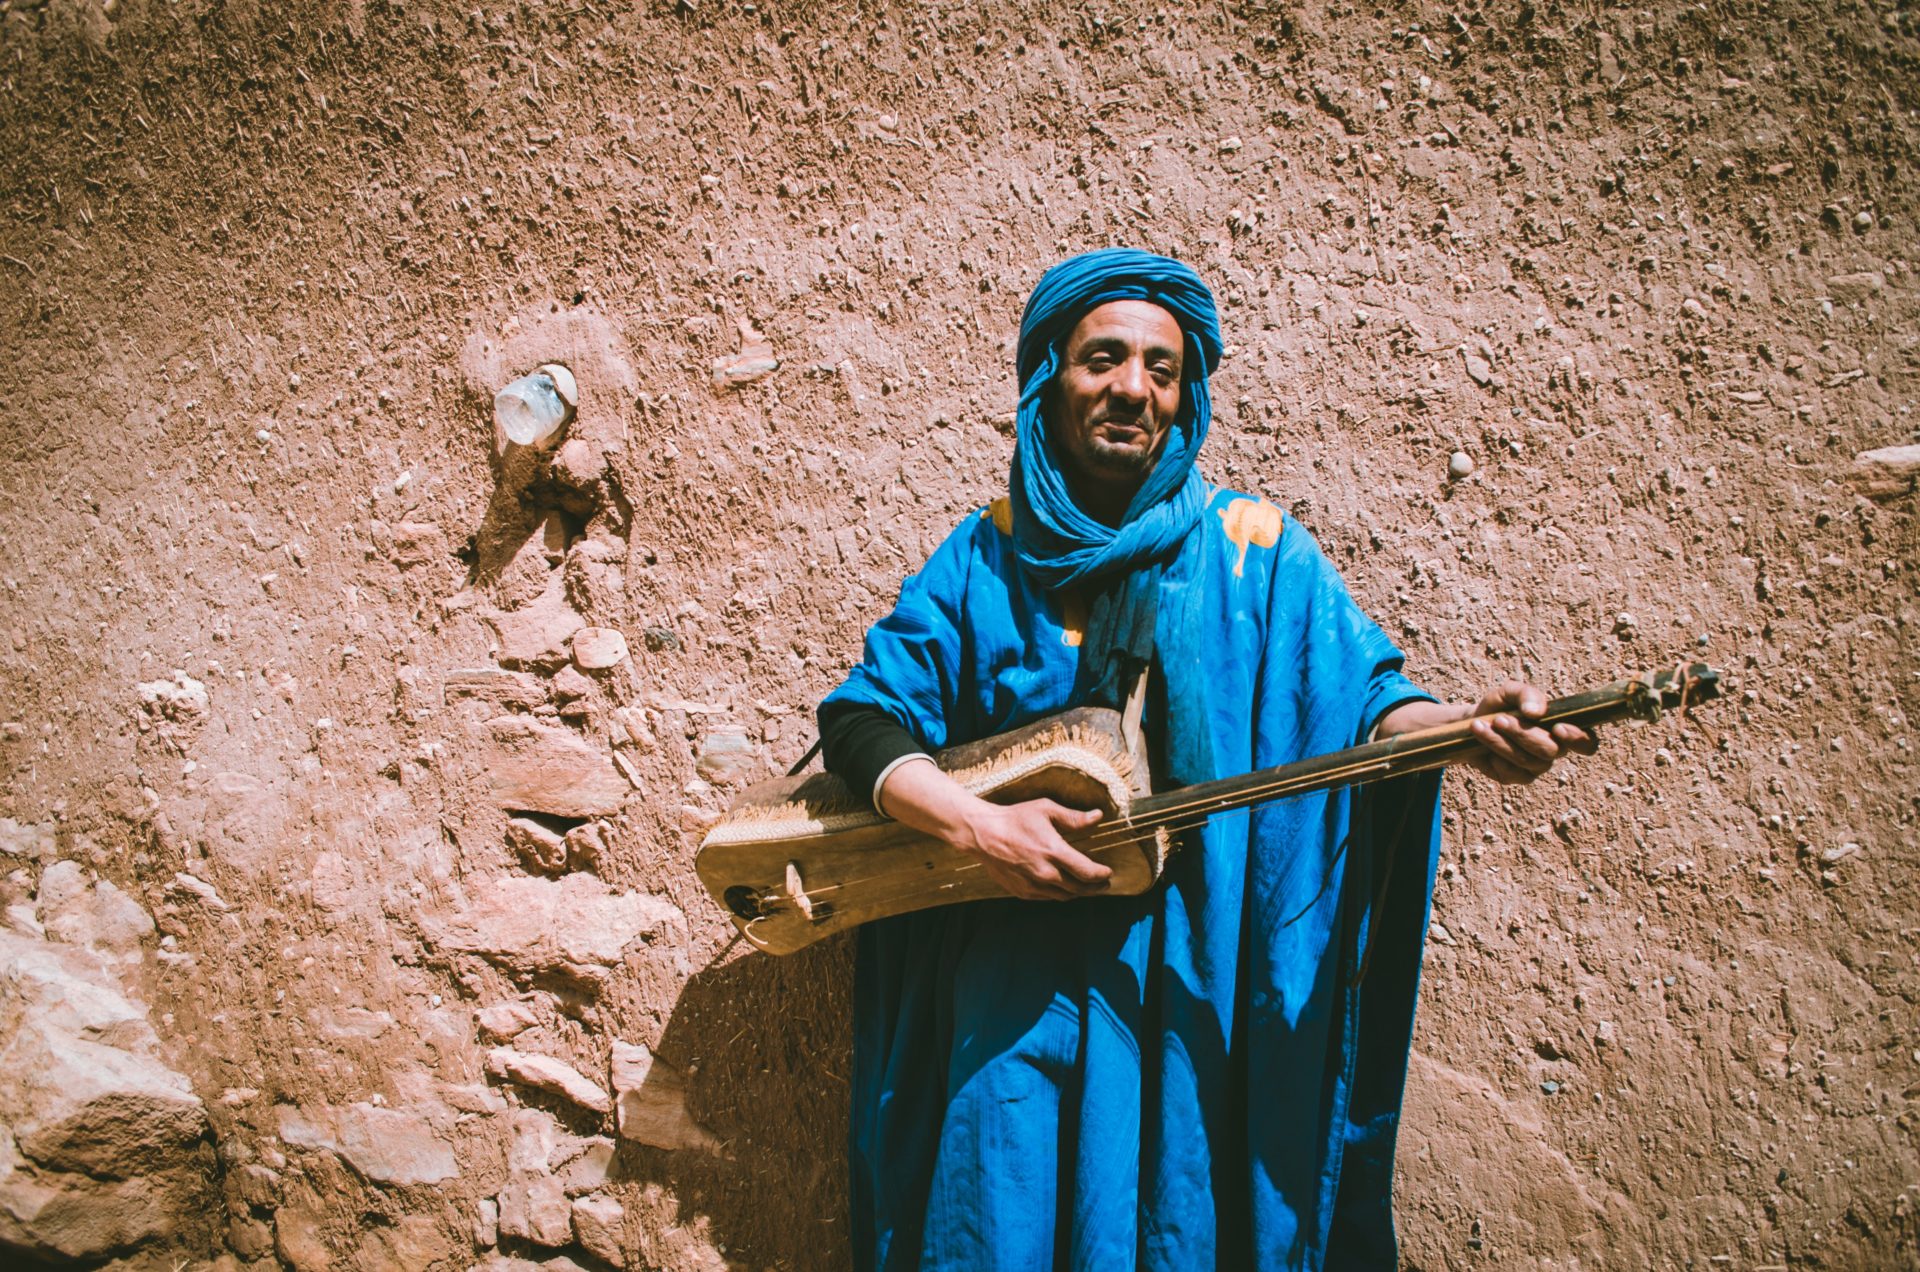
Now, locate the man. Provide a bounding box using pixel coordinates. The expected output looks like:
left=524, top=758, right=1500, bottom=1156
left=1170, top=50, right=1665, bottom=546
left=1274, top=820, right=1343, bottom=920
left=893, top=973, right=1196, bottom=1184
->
left=816, top=250, right=1595, bottom=1270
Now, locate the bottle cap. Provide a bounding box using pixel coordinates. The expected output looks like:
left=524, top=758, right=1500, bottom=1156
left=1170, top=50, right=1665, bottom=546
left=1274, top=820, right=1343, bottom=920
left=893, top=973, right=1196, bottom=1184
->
left=538, top=363, right=578, bottom=411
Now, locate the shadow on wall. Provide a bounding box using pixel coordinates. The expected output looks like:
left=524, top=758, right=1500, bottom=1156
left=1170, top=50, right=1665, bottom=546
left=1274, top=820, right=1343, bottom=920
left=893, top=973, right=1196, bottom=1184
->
left=620, top=935, right=856, bottom=1271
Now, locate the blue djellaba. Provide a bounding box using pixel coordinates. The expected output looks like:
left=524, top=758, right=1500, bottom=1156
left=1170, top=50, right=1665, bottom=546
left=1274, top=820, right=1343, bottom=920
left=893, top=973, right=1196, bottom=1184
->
left=820, top=248, right=1445, bottom=1270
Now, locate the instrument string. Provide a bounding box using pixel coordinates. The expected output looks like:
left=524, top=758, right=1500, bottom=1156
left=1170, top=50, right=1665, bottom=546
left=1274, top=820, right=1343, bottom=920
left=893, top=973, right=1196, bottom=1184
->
left=744, top=678, right=1692, bottom=918
left=1065, top=678, right=1669, bottom=849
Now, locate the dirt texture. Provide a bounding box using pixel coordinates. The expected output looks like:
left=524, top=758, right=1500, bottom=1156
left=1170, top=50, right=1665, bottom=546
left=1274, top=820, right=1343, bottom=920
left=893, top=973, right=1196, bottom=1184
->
left=1, top=0, right=1917, bottom=1268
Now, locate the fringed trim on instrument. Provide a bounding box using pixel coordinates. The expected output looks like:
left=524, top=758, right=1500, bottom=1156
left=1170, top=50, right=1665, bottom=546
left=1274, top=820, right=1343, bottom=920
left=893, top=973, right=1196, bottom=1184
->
left=700, top=721, right=1137, bottom=848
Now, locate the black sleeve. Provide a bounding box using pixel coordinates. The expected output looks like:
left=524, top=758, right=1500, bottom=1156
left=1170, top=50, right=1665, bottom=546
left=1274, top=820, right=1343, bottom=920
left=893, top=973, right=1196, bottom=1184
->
left=817, top=699, right=928, bottom=807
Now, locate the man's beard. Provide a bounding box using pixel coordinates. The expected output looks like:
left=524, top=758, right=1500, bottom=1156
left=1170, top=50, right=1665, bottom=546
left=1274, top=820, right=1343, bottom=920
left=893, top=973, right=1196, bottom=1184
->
left=1083, top=438, right=1156, bottom=475
left=1082, top=419, right=1159, bottom=476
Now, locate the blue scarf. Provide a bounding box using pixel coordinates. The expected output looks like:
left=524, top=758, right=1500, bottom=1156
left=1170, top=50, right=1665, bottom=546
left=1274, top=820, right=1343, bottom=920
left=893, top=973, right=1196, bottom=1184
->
left=1008, top=249, right=1224, bottom=728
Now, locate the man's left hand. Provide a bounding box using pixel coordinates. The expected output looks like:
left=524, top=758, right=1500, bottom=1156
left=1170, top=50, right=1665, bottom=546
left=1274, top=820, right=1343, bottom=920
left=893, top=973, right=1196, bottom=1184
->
left=1460, top=681, right=1599, bottom=784
left=1376, top=682, right=1601, bottom=784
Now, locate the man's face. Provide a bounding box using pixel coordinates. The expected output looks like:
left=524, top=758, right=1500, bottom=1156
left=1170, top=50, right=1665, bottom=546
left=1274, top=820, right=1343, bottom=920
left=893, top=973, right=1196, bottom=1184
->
left=1047, top=299, right=1185, bottom=488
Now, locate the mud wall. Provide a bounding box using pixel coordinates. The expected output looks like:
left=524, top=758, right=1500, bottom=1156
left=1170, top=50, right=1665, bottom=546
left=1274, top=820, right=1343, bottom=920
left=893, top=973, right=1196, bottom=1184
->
left=0, top=0, right=1916, bottom=1267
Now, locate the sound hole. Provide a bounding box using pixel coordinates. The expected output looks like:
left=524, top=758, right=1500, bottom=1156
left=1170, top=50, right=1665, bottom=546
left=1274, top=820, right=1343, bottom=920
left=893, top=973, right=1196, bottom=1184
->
left=724, top=885, right=765, bottom=920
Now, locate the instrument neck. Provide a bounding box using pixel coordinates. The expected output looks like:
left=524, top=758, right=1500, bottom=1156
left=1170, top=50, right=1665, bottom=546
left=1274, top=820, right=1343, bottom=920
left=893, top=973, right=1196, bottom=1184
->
left=1125, top=674, right=1678, bottom=826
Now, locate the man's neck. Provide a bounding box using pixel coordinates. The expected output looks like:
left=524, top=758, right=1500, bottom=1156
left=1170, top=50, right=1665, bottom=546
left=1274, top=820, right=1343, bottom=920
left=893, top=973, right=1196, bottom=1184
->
left=1064, top=466, right=1140, bottom=528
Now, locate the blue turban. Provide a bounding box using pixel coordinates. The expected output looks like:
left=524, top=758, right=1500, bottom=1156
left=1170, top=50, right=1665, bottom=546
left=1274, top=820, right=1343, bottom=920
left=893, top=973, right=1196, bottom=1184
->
left=1007, top=249, right=1223, bottom=716
left=1009, top=248, right=1224, bottom=593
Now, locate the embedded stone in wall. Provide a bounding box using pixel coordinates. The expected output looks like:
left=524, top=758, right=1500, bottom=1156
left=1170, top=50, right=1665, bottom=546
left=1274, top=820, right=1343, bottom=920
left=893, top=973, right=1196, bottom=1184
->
left=506, top=815, right=570, bottom=875
left=483, top=717, right=630, bottom=819
left=387, top=520, right=448, bottom=570
left=694, top=726, right=760, bottom=785
left=436, top=1079, right=510, bottom=1117
left=316, top=1006, right=395, bottom=1042
left=41, top=876, right=155, bottom=964
left=229, top=1213, right=276, bottom=1261
left=485, top=1047, right=612, bottom=1115
left=476, top=998, right=543, bottom=1041
left=424, top=873, right=684, bottom=992
left=555, top=1135, right=616, bottom=1196
left=309, top=851, right=358, bottom=914
left=0, top=1169, right=188, bottom=1263
left=550, top=664, right=595, bottom=702
left=135, top=671, right=210, bottom=732
left=0, top=819, right=55, bottom=862
left=571, top=626, right=629, bottom=671
left=276, top=1102, right=459, bottom=1186
left=1850, top=444, right=1920, bottom=500
left=571, top=1192, right=627, bottom=1266
left=474, top=1197, right=500, bottom=1249
left=711, top=316, right=779, bottom=388
left=550, top=438, right=604, bottom=493
left=562, top=820, right=607, bottom=872
left=0, top=920, right=210, bottom=1262
left=609, top=1040, right=723, bottom=1155
left=168, top=870, right=230, bottom=911
left=228, top=1162, right=281, bottom=1210
left=0, top=929, right=152, bottom=1051
left=497, top=1172, right=572, bottom=1247
left=0, top=937, right=200, bottom=1174
left=273, top=1198, right=333, bottom=1272
left=1827, top=269, right=1885, bottom=301
left=610, top=706, right=655, bottom=753
left=484, top=573, right=586, bottom=669
left=473, top=1255, right=591, bottom=1272
left=5, top=1027, right=205, bottom=1176
left=443, top=668, right=547, bottom=715
left=354, top=1211, right=460, bottom=1269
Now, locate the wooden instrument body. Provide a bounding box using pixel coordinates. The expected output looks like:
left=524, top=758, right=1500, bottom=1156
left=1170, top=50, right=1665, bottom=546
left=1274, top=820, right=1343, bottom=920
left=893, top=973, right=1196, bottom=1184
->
left=695, top=707, right=1168, bottom=955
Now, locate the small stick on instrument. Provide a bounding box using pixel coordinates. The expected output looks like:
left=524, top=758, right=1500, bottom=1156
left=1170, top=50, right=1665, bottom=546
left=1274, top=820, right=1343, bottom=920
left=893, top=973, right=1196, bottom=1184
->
left=695, top=664, right=1722, bottom=955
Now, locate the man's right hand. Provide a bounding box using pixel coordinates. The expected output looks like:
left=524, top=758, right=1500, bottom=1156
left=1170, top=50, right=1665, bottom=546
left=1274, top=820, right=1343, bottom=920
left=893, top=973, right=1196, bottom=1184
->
left=876, top=758, right=1114, bottom=902
left=955, top=798, right=1112, bottom=901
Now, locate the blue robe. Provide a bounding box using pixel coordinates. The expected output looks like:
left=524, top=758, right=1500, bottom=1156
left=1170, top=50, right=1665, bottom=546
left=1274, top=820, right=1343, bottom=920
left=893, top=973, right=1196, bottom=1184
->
left=824, top=487, right=1444, bottom=1270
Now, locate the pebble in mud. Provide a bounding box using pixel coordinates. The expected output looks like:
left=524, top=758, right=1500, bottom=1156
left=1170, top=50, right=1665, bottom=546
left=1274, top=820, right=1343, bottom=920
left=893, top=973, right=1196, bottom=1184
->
left=1448, top=451, right=1475, bottom=480
left=571, top=627, right=629, bottom=671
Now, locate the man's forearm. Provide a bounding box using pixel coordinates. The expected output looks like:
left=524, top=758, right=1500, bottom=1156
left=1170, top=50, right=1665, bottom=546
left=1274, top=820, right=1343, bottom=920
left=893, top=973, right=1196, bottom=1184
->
left=1374, top=698, right=1474, bottom=740
left=874, top=757, right=984, bottom=848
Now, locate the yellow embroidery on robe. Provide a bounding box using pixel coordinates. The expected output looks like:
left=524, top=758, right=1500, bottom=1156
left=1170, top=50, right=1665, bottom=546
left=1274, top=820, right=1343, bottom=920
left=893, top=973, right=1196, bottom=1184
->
left=985, top=496, right=1013, bottom=536
left=1058, top=590, right=1087, bottom=647
left=1217, top=497, right=1283, bottom=578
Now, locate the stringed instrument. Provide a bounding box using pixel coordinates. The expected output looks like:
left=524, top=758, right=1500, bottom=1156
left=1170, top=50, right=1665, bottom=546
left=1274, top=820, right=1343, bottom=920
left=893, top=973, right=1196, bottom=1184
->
left=696, top=664, right=1720, bottom=955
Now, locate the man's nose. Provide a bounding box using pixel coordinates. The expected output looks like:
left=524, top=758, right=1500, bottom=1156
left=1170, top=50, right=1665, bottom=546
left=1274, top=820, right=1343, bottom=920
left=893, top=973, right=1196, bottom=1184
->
left=1109, top=354, right=1150, bottom=403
